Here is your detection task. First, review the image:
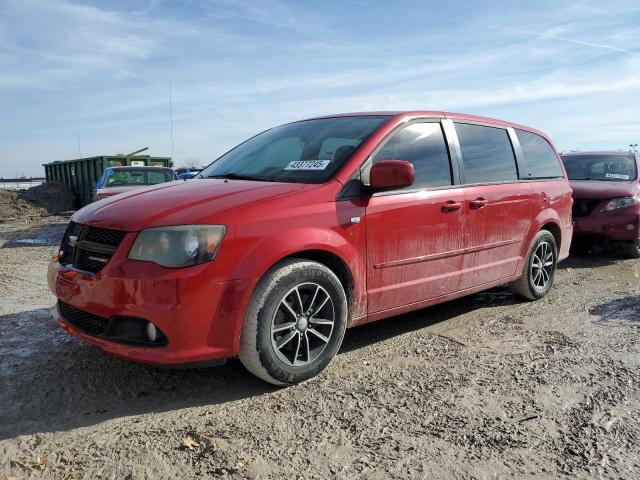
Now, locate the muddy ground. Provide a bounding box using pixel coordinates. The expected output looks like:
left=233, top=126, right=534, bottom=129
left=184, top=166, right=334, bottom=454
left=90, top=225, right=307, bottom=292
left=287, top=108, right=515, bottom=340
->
left=0, top=219, right=639, bottom=479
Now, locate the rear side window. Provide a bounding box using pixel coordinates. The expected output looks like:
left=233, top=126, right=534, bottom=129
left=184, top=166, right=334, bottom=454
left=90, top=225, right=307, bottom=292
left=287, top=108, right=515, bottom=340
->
left=515, top=129, right=563, bottom=179
left=455, top=123, right=517, bottom=184
left=372, top=122, right=452, bottom=189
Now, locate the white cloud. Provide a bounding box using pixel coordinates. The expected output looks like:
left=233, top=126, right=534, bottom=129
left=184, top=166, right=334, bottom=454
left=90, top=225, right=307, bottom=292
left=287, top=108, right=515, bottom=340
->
left=1, top=0, right=639, bottom=175
left=493, top=25, right=633, bottom=56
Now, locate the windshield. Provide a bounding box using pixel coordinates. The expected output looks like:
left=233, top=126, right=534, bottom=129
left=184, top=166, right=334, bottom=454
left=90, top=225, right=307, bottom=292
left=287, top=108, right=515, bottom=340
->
left=200, top=116, right=390, bottom=183
left=561, top=154, right=638, bottom=181
left=104, top=169, right=174, bottom=187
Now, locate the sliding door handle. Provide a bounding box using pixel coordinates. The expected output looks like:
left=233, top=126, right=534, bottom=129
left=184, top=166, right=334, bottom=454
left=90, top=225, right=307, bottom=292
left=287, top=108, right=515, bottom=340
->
left=469, top=198, right=488, bottom=209
left=441, top=201, right=463, bottom=213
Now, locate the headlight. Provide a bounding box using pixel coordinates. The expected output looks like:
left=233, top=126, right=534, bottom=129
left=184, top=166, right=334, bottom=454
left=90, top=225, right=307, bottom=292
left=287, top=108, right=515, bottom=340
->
left=128, top=225, right=226, bottom=268
left=602, top=194, right=640, bottom=212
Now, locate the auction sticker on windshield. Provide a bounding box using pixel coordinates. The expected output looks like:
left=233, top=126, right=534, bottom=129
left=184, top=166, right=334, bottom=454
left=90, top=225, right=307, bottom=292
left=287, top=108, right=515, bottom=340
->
left=605, top=173, right=630, bottom=180
left=285, top=160, right=330, bottom=170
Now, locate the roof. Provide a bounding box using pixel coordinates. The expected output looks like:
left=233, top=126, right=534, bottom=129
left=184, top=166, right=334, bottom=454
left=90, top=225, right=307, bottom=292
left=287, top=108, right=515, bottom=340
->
left=300, top=110, right=546, bottom=137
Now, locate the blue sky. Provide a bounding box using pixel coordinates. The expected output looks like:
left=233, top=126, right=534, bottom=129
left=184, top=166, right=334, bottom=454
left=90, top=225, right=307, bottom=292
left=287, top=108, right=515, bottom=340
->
left=0, top=0, right=639, bottom=177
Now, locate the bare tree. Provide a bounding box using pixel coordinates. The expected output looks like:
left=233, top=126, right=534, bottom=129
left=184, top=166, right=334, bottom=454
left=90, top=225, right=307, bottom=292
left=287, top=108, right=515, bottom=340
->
left=181, top=158, right=202, bottom=169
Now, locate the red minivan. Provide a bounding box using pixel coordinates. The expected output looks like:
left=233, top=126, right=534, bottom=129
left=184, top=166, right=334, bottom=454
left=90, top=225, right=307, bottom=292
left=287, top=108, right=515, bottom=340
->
left=48, top=111, right=573, bottom=385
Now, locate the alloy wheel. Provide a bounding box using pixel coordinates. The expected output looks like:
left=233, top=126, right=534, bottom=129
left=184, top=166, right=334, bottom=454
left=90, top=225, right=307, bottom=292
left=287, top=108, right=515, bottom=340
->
left=531, top=241, right=554, bottom=289
left=270, top=282, right=335, bottom=366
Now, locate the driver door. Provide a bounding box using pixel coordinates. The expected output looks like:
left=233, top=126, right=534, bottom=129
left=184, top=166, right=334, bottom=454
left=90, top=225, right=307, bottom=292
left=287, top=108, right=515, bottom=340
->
left=365, top=121, right=465, bottom=314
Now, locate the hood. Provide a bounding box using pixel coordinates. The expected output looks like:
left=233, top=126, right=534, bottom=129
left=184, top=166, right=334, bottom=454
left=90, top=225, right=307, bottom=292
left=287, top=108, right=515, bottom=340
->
left=96, top=185, right=144, bottom=197
left=74, top=179, right=306, bottom=231
left=569, top=180, right=639, bottom=200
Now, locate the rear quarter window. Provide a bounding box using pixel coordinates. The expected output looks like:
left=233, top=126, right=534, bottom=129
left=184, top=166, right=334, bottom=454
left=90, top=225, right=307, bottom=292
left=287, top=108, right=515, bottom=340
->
left=455, top=123, right=518, bottom=184
left=515, top=129, right=563, bottom=179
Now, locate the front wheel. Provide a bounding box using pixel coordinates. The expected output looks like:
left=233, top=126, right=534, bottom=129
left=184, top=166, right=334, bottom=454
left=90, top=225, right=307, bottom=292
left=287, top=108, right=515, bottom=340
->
left=239, top=258, right=348, bottom=385
left=510, top=230, right=558, bottom=301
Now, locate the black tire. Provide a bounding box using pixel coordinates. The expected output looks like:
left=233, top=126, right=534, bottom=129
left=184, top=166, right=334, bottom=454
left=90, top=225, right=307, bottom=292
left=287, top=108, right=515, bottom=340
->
left=238, top=258, right=348, bottom=385
left=509, top=230, right=558, bottom=301
left=623, top=240, right=640, bottom=259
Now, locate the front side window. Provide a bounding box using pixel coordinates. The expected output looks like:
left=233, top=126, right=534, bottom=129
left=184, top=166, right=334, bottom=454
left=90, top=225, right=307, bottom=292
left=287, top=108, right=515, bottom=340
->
left=516, top=129, right=563, bottom=179
left=200, top=116, right=390, bottom=184
left=560, top=154, right=638, bottom=181
left=370, top=122, right=452, bottom=189
left=455, top=123, right=518, bottom=184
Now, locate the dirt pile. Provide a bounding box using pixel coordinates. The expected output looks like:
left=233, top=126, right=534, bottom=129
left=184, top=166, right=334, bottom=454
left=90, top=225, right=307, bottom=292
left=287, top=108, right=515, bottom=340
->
left=0, top=183, right=75, bottom=221
left=0, top=190, right=48, bottom=221
left=20, top=182, right=75, bottom=213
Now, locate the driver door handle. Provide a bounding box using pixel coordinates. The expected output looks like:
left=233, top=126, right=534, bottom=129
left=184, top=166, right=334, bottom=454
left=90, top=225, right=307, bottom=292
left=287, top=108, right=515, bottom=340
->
left=469, top=198, right=488, bottom=209
left=441, top=201, right=463, bottom=213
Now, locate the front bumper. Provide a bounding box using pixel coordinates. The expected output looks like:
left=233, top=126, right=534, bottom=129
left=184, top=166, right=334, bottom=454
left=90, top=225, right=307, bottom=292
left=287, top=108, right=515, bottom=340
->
left=48, top=257, right=249, bottom=365
left=573, top=207, right=639, bottom=242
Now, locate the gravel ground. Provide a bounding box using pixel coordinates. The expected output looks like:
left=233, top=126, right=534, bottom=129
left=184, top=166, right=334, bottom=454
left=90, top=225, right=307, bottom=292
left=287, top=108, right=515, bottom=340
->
left=1, top=219, right=639, bottom=479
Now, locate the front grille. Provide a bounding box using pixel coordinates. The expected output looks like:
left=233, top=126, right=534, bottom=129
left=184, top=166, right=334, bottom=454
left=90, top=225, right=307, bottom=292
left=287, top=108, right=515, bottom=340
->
left=58, top=222, right=126, bottom=274
left=58, top=222, right=82, bottom=264
left=76, top=249, right=112, bottom=273
left=572, top=199, right=602, bottom=218
left=84, top=226, right=127, bottom=246
left=58, top=300, right=109, bottom=336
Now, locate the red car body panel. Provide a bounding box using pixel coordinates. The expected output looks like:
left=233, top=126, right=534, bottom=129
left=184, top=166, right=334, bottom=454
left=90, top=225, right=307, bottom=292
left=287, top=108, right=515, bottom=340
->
left=49, top=111, right=573, bottom=365
left=366, top=186, right=466, bottom=313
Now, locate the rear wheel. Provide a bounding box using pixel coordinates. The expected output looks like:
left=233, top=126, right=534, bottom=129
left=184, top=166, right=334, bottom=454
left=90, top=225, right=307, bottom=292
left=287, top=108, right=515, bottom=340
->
left=510, top=230, right=558, bottom=301
left=622, top=240, right=640, bottom=259
left=239, top=258, right=348, bottom=385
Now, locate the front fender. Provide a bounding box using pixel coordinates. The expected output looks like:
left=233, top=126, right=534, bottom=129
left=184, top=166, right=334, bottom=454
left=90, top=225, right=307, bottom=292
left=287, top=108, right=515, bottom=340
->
left=221, top=226, right=366, bottom=355
left=233, top=225, right=365, bottom=313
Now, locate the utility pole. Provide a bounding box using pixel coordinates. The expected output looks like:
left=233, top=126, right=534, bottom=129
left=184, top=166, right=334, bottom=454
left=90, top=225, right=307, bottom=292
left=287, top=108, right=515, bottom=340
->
left=169, top=81, right=175, bottom=161
left=78, top=138, right=82, bottom=157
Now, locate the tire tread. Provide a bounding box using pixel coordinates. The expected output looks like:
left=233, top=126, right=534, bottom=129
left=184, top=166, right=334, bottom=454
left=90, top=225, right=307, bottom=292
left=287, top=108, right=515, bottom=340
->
left=509, top=230, right=557, bottom=301
left=238, top=258, right=346, bottom=385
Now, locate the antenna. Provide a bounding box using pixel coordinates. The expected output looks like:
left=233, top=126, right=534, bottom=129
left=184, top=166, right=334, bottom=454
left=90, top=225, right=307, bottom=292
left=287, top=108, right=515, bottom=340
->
left=169, top=81, right=175, bottom=161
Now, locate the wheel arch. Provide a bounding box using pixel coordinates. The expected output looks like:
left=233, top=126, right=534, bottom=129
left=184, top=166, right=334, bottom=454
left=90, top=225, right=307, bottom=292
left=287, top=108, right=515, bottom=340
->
left=540, top=221, right=562, bottom=252
left=280, top=249, right=356, bottom=321
left=517, top=210, right=563, bottom=274
left=228, top=227, right=366, bottom=330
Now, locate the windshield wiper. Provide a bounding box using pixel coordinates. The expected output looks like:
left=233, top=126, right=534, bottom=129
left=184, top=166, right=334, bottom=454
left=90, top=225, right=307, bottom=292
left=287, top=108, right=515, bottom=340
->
left=206, top=173, right=269, bottom=181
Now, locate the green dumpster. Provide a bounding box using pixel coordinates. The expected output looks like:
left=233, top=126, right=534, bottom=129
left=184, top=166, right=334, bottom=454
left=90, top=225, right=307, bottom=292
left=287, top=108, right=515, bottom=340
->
left=43, top=155, right=173, bottom=207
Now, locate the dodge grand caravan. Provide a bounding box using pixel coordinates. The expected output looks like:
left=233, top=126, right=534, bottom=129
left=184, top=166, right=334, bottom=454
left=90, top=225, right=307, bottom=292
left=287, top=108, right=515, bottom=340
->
left=560, top=151, right=640, bottom=258
left=48, top=111, right=573, bottom=385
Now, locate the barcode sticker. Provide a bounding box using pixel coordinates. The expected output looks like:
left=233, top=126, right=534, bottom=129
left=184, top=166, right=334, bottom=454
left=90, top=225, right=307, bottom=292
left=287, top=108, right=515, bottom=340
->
left=285, top=160, right=330, bottom=170
left=605, top=173, right=630, bottom=180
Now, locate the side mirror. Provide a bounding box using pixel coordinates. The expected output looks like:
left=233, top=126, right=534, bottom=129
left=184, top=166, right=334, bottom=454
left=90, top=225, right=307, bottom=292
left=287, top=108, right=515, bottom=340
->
left=369, top=160, right=415, bottom=192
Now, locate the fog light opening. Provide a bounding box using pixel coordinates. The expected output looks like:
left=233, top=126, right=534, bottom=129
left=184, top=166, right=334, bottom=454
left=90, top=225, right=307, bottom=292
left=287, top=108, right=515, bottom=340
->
left=146, top=322, right=158, bottom=342
left=627, top=224, right=634, bottom=231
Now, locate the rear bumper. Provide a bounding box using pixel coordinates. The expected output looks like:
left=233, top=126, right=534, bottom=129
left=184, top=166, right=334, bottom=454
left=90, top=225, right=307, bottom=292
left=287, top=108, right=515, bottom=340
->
left=48, top=259, right=252, bottom=365
left=573, top=208, right=639, bottom=241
